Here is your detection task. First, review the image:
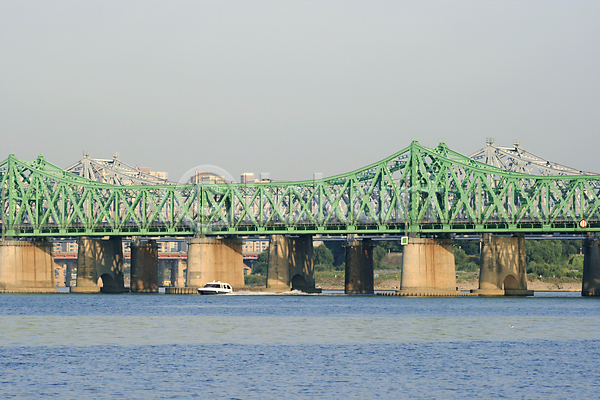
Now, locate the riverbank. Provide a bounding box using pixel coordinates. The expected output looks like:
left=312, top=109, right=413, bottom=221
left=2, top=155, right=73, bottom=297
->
left=456, top=278, right=581, bottom=292
left=316, top=274, right=582, bottom=292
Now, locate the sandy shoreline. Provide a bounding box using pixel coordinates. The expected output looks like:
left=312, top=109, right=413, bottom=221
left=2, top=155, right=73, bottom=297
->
left=318, top=278, right=582, bottom=292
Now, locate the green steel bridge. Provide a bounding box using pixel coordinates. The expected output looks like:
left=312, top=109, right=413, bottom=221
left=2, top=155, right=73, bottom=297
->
left=1, top=141, right=599, bottom=238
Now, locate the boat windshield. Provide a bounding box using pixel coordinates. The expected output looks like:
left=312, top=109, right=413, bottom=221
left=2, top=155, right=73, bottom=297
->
left=205, top=283, right=221, bottom=288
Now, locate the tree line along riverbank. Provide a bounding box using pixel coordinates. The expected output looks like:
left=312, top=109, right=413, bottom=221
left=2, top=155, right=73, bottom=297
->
left=244, top=239, right=585, bottom=289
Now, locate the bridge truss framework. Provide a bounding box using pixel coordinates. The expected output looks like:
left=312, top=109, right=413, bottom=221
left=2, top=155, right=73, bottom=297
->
left=1, top=141, right=599, bottom=238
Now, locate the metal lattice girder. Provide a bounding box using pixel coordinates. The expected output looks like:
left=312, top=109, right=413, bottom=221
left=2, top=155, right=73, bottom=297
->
left=65, top=152, right=171, bottom=185
left=470, top=139, right=596, bottom=176
left=0, top=141, right=599, bottom=238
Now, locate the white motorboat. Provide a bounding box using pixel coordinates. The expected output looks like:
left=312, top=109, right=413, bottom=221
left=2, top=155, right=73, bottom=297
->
left=197, top=281, right=233, bottom=295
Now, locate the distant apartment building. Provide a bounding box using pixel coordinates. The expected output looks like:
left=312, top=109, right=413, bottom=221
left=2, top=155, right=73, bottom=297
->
left=242, top=240, right=269, bottom=255
left=241, top=172, right=272, bottom=183
left=240, top=173, right=254, bottom=183
left=53, top=240, right=185, bottom=257
left=136, top=166, right=169, bottom=181
left=53, top=241, right=78, bottom=254
left=189, top=171, right=227, bottom=184
left=53, top=239, right=266, bottom=258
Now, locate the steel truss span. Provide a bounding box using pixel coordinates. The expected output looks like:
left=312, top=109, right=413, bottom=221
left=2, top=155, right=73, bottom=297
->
left=1, top=141, right=599, bottom=237
left=65, top=152, right=171, bottom=186
left=469, top=139, right=596, bottom=176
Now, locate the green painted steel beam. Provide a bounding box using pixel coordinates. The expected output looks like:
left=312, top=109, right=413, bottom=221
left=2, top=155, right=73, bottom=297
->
left=0, top=141, right=599, bottom=238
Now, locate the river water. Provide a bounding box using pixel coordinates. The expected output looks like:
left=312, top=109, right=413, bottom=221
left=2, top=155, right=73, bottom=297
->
left=1, top=291, right=599, bottom=399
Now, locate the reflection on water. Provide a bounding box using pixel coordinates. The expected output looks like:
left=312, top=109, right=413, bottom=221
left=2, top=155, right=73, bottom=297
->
left=1, top=293, right=599, bottom=399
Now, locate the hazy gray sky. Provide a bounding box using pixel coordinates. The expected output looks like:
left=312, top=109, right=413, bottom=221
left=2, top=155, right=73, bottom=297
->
left=1, top=0, right=599, bottom=181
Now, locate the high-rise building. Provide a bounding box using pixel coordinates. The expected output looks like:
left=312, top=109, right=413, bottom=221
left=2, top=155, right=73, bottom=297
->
left=240, top=173, right=254, bottom=183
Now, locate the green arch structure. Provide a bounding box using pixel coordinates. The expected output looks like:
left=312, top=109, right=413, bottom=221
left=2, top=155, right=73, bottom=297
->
left=1, top=141, right=599, bottom=238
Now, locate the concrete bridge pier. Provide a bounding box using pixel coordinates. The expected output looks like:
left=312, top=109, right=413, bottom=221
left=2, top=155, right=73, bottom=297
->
left=582, top=236, right=600, bottom=296
left=399, top=236, right=457, bottom=295
left=55, top=265, right=65, bottom=288
left=166, top=261, right=177, bottom=287
left=61, top=260, right=77, bottom=288
left=266, top=235, right=290, bottom=292
left=345, top=238, right=374, bottom=294
left=72, top=236, right=125, bottom=293
left=130, top=239, right=159, bottom=293
left=0, top=239, right=55, bottom=293
left=187, top=237, right=244, bottom=290
left=159, top=259, right=185, bottom=287
left=65, top=262, right=72, bottom=287
left=267, top=235, right=319, bottom=293
left=174, top=259, right=186, bottom=287
left=473, top=234, right=533, bottom=296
